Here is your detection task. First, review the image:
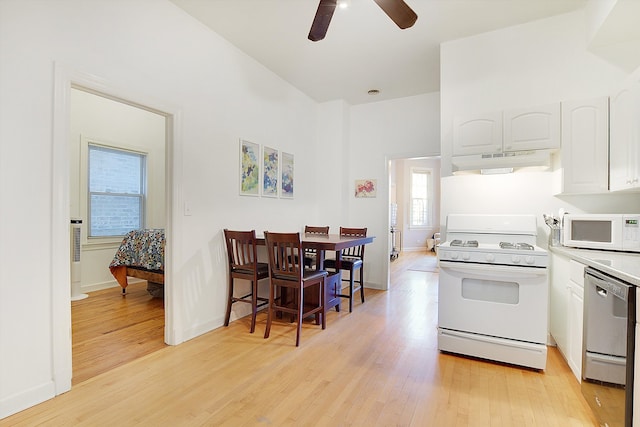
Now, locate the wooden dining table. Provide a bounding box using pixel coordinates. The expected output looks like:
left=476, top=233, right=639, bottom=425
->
left=258, top=233, right=375, bottom=312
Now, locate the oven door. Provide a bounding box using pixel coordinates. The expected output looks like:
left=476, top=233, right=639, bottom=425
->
left=438, top=261, right=548, bottom=344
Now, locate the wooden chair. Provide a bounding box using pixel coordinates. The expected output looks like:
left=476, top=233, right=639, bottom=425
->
left=263, top=231, right=328, bottom=346
left=223, top=229, right=270, bottom=333
left=323, top=227, right=367, bottom=312
left=303, top=225, right=329, bottom=269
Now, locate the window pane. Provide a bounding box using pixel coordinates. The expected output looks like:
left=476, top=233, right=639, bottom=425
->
left=412, top=172, right=427, bottom=198
left=89, top=145, right=142, bottom=194
left=410, top=169, right=430, bottom=227
left=88, top=144, right=146, bottom=237
left=90, top=195, right=142, bottom=236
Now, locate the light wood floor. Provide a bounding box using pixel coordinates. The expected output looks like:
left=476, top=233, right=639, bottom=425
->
left=71, top=281, right=166, bottom=385
left=3, top=251, right=597, bottom=426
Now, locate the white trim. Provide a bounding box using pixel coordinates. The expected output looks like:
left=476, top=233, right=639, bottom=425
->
left=51, top=62, right=184, bottom=406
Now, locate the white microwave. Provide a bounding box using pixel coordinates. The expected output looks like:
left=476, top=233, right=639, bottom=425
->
left=563, top=214, right=640, bottom=252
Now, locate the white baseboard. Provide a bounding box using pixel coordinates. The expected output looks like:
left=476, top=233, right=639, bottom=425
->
left=81, top=278, right=146, bottom=294
left=0, top=380, right=55, bottom=420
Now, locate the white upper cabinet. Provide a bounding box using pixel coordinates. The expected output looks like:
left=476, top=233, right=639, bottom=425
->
left=503, top=103, right=561, bottom=152
left=452, top=111, right=502, bottom=156
left=453, top=104, right=560, bottom=157
left=560, top=97, right=609, bottom=194
left=610, top=82, right=640, bottom=191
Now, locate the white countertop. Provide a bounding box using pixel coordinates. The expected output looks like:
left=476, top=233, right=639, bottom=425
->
left=550, top=246, right=640, bottom=286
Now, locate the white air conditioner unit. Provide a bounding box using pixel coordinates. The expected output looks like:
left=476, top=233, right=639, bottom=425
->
left=70, top=218, right=88, bottom=301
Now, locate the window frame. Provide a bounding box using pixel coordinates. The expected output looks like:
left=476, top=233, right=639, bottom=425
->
left=408, top=167, right=433, bottom=229
left=86, top=141, right=147, bottom=240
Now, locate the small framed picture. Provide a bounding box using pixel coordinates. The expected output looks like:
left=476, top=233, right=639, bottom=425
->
left=355, top=179, right=377, bottom=198
left=239, top=139, right=260, bottom=196
left=262, top=146, right=278, bottom=197
left=280, top=152, right=294, bottom=199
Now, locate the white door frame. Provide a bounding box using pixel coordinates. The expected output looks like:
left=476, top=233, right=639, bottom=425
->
left=52, top=62, right=183, bottom=395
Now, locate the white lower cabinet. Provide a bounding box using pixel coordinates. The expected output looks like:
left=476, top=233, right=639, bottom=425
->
left=550, top=253, right=585, bottom=382
left=550, top=253, right=570, bottom=352
left=566, top=260, right=585, bottom=382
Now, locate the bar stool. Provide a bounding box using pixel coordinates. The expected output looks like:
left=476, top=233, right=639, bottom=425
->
left=223, top=229, right=269, bottom=333
left=303, top=225, right=329, bottom=269
left=263, top=231, right=327, bottom=346
left=323, top=227, right=367, bottom=312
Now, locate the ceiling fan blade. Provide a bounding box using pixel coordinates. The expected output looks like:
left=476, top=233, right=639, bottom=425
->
left=372, top=0, right=418, bottom=29
left=308, top=0, right=337, bottom=42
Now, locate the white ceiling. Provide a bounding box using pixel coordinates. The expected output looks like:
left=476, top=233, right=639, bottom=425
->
left=170, top=0, right=587, bottom=105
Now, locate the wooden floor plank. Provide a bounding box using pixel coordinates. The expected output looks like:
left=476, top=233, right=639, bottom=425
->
left=3, top=251, right=598, bottom=426
left=70, top=281, right=166, bottom=385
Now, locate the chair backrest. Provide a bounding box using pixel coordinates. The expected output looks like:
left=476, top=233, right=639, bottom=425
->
left=264, top=231, right=304, bottom=281
left=223, top=229, right=259, bottom=272
left=304, top=226, right=329, bottom=255
left=304, top=225, right=329, bottom=235
left=340, top=227, right=367, bottom=260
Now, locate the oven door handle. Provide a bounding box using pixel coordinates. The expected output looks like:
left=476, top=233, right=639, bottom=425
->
left=439, top=260, right=547, bottom=277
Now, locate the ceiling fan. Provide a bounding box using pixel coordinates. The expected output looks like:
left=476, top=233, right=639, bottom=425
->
left=308, top=0, right=418, bottom=42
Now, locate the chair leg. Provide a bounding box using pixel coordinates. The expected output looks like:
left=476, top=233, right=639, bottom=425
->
left=321, top=278, right=326, bottom=330
left=296, top=287, right=303, bottom=347
left=348, top=271, right=354, bottom=312
left=264, top=283, right=274, bottom=339
left=250, top=279, right=257, bottom=334
left=359, top=266, right=365, bottom=304
left=224, top=277, right=234, bottom=327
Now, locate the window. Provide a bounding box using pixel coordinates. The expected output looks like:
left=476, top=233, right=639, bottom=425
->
left=410, top=168, right=432, bottom=227
left=88, top=144, right=146, bottom=237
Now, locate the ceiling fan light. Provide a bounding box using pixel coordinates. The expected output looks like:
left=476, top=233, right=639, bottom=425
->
left=338, top=0, right=349, bottom=9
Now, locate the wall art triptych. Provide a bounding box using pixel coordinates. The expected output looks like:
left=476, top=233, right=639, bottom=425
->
left=239, top=138, right=294, bottom=199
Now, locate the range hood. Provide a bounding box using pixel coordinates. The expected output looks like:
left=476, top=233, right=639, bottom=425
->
left=452, top=149, right=553, bottom=174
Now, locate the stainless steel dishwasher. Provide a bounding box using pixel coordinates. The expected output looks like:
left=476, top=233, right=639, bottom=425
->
left=582, top=267, right=636, bottom=427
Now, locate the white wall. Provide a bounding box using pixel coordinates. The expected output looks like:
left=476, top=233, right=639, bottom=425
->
left=439, top=10, right=639, bottom=246
left=70, top=88, right=166, bottom=293
left=347, top=93, right=441, bottom=288
left=0, top=0, right=322, bottom=418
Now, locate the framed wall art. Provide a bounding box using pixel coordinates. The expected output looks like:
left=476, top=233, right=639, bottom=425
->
left=262, top=146, right=278, bottom=197
left=280, top=152, right=294, bottom=199
left=239, top=139, right=260, bottom=196
left=355, top=179, right=377, bottom=198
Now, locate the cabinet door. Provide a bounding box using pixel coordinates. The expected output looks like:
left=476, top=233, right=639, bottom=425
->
left=452, top=111, right=502, bottom=156
left=550, top=253, right=570, bottom=353
left=567, top=281, right=584, bottom=382
left=503, top=103, right=561, bottom=151
left=561, top=97, right=609, bottom=194
left=610, top=83, right=640, bottom=191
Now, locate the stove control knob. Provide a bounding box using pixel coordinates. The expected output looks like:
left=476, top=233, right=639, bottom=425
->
left=525, top=256, right=535, bottom=265
left=450, top=252, right=458, bottom=260
left=486, top=253, right=495, bottom=262
left=512, top=255, right=521, bottom=264
left=462, top=252, right=470, bottom=260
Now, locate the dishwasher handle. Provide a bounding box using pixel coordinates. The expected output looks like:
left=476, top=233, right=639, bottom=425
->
left=585, top=267, right=631, bottom=302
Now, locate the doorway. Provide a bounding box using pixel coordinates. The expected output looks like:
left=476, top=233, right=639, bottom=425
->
left=387, top=157, right=441, bottom=274
left=69, top=88, right=168, bottom=384
left=51, top=63, right=179, bottom=394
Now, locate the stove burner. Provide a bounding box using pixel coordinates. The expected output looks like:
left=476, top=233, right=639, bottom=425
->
left=451, top=239, right=479, bottom=247
left=499, top=242, right=534, bottom=250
